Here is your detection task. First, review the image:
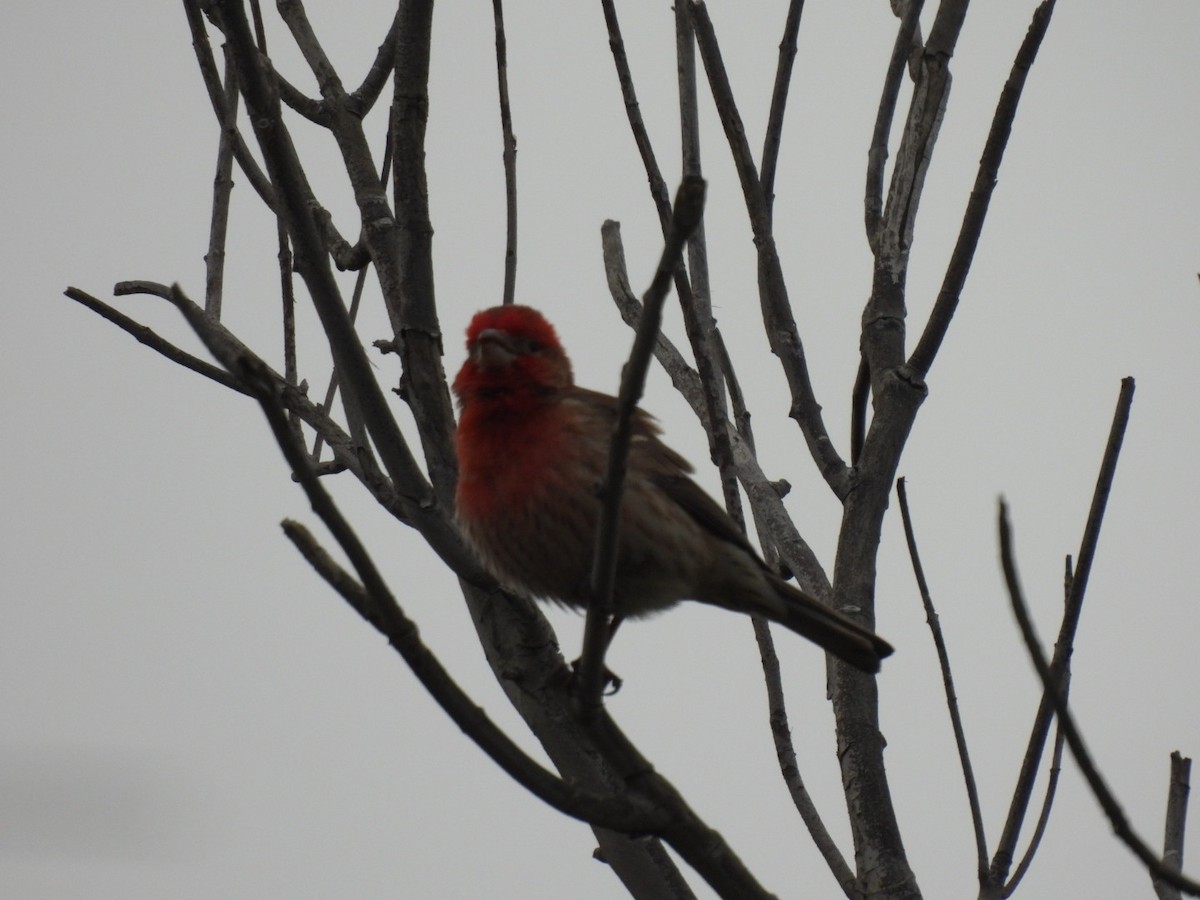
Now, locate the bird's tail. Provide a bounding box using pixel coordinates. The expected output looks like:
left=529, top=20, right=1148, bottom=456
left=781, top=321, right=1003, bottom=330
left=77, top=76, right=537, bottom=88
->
left=769, top=577, right=893, bottom=674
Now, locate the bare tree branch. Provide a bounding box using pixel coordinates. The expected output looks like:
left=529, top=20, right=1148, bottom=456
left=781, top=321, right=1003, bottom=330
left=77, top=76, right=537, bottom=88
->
left=62, top=287, right=248, bottom=394
left=909, top=0, right=1057, bottom=378
left=577, top=177, right=707, bottom=717
left=388, top=0, right=459, bottom=505
left=674, top=3, right=741, bottom=535
left=204, top=44, right=240, bottom=317
left=1000, top=500, right=1200, bottom=897
left=1153, top=751, right=1192, bottom=900
left=688, top=1, right=849, bottom=497
left=896, top=478, right=988, bottom=882
left=107, top=280, right=392, bottom=501
left=760, top=0, right=805, bottom=213
left=215, top=0, right=458, bottom=546
left=492, top=0, right=518, bottom=306
left=599, top=0, right=673, bottom=230
left=865, top=0, right=925, bottom=251
left=348, top=9, right=401, bottom=115
left=1004, top=719, right=1066, bottom=897
left=228, top=351, right=670, bottom=832
left=991, top=375, right=1133, bottom=886
left=183, top=0, right=277, bottom=210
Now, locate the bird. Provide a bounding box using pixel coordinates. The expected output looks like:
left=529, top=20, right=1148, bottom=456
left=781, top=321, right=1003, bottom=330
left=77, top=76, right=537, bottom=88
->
left=451, top=304, right=893, bottom=674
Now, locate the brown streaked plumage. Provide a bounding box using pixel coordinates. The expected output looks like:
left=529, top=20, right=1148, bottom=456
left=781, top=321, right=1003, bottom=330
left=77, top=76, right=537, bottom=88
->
left=452, top=305, right=893, bottom=673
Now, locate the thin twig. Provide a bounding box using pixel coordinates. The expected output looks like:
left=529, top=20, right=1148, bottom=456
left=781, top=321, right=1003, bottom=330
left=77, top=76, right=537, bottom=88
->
left=601, top=223, right=705, bottom=404
left=760, top=0, right=805, bottom=213
left=599, top=0, right=673, bottom=230
left=909, top=0, right=1057, bottom=378
left=751, top=621, right=856, bottom=894
left=577, top=177, right=707, bottom=718
left=62, top=287, right=248, bottom=394
left=312, top=134, right=394, bottom=463
left=999, top=501, right=1200, bottom=897
left=492, top=0, right=518, bottom=306
left=674, top=2, right=737, bottom=523
left=182, top=0, right=277, bottom=210
left=204, top=44, right=240, bottom=317
left=1152, top=752, right=1192, bottom=900
left=688, top=1, right=848, bottom=496
left=109, top=280, right=392, bottom=499
left=733, top=374, right=848, bottom=888
left=1006, top=720, right=1066, bottom=895
left=896, top=478, right=988, bottom=883
left=864, top=0, right=925, bottom=251
left=348, top=8, right=401, bottom=115
left=991, top=376, right=1134, bottom=885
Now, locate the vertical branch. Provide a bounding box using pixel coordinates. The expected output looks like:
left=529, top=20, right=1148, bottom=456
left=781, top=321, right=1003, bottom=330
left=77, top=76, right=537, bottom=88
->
left=1153, top=752, right=1192, bottom=900
left=760, top=0, right=805, bottom=213
left=577, top=177, right=707, bottom=717
left=390, top=0, right=459, bottom=504
left=673, top=3, right=738, bottom=520
left=991, top=377, right=1134, bottom=884
left=909, top=0, right=1057, bottom=378
left=896, top=478, right=989, bottom=883
left=205, top=45, right=241, bottom=317
left=492, top=0, right=518, bottom=306
left=599, top=0, right=673, bottom=229
left=864, top=0, right=925, bottom=252
left=311, top=135, right=394, bottom=462
left=689, top=1, right=848, bottom=496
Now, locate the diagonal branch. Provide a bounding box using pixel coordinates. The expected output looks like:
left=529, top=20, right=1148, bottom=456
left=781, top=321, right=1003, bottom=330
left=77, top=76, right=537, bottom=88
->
left=909, top=0, right=1057, bottom=378
left=576, top=177, right=707, bottom=717
left=1000, top=500, right=1200, bottom=898
left=896, top=478, right=988, bottom=882
left=108, top=280, right=392, bottom=502
left=599, top=0, right=673, bottom=230
left=688, top=1, right=848, bottom=497
left=760, top=0, right=805, bottom=213
left=348, top=8, right=401, bottom=115
left=183, top=0, right=277, bottom=210
left=63, top=287, right=247, bottom=394
left=231, top=349, right=669, bottom=832
left=1005, top=717, right=1067, bottom=896
left=991, top=375, right=1134, bottom=886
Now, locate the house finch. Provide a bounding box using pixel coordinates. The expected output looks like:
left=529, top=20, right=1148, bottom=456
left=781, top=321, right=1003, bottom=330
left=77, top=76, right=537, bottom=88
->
left=452, top=305, right=893, bottom=673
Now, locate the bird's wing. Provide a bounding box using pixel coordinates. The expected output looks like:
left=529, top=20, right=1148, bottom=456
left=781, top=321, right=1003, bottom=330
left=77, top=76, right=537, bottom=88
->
left=567, top=387, right=762, bottom=557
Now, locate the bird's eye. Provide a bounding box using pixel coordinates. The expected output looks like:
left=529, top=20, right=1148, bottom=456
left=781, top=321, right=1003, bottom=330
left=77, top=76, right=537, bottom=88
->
left=522, top=339, right=544, bottom=354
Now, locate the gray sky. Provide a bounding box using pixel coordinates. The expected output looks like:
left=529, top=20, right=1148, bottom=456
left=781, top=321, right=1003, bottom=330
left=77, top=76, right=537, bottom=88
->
left=4, top=2, right=1200, bottom=897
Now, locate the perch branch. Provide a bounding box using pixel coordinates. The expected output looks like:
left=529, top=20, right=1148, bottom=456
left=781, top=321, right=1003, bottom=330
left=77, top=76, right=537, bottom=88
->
left=237, top=352, right=669, bottom=832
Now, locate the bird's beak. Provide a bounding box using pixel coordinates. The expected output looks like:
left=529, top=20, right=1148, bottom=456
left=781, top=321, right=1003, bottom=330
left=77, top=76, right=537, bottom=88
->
left=470, top=328, right=517, bottom=369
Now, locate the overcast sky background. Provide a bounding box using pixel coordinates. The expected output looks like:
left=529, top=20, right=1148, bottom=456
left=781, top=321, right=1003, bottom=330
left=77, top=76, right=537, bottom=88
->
left=4, top=2, right=1200, bottom=897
